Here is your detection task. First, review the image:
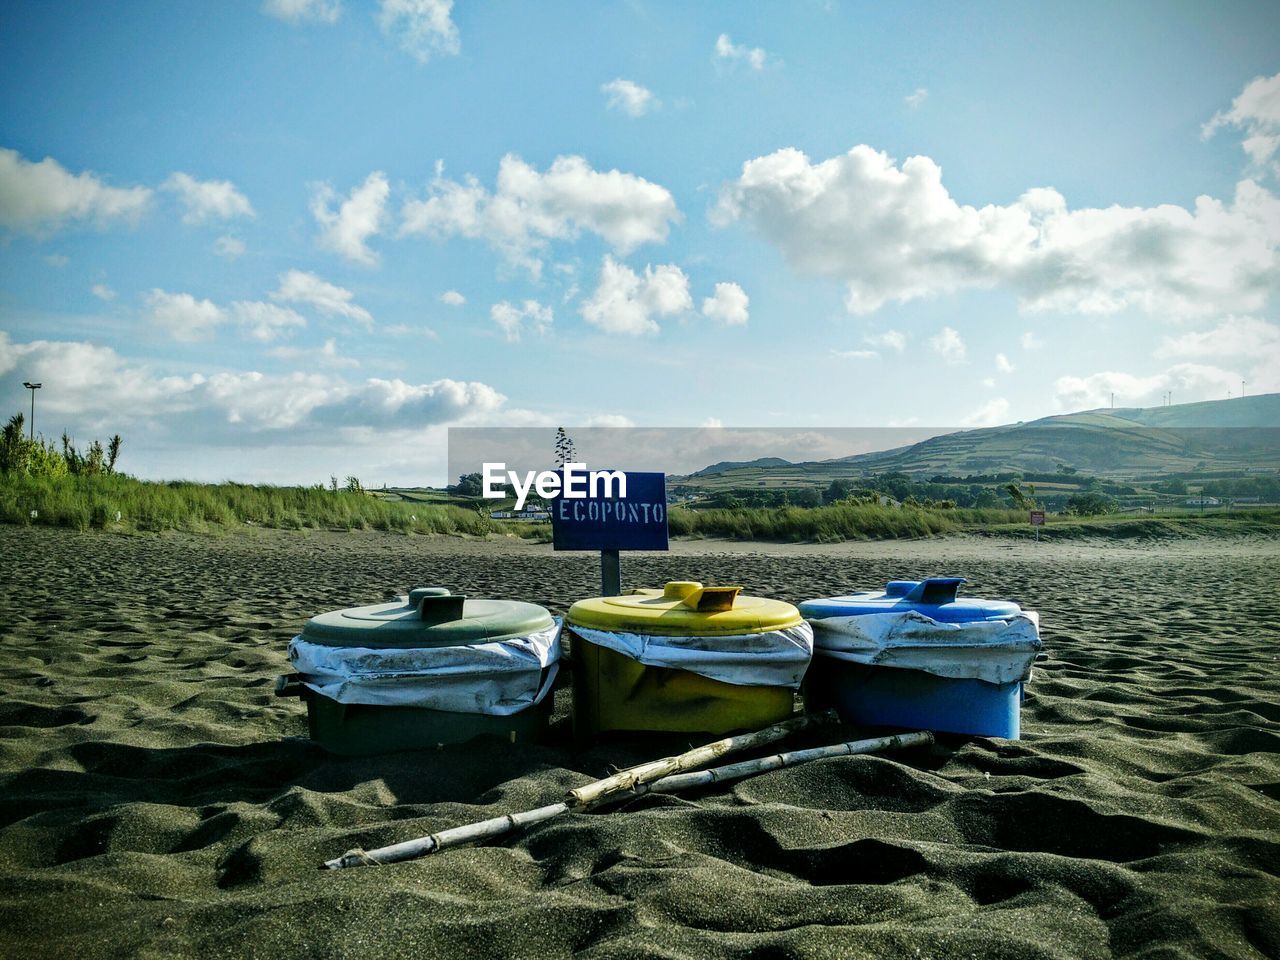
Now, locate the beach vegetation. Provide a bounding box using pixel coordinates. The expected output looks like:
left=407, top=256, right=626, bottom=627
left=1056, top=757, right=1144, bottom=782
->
left=0, top=467, right=548, bottom=538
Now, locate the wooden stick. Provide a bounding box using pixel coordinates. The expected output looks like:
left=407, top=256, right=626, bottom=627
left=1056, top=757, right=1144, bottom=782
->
left=320, top=721, right=937, bottom=871
left=566, top=709, right=835, bottom=807
left=322, top=710, right=834, bottom=870
left=617, top=730, right=933, bottom=800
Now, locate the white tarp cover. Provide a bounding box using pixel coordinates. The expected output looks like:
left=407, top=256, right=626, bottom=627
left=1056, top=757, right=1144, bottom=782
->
left=569, top=622, right=814, bottom=688
left=288, top=620, right=561, bottom=715
left=808, top=611, right=1041, bottom=684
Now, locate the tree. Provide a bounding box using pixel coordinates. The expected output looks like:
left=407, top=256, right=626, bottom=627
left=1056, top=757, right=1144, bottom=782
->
left=452, top=473, right=484, bottom=497
left=554, top=427, right=577, bottom=467
left=107, top=435, right=122, bottom=472
left=1067, top=492, right=1118, bottom=516
left=788, top=487, right=822, bottom=508
left=0, top=414, right=25, bottom=473
left=824, top=478, right=859, bottom=504
left=1004, top=481, right=1035, bottom=510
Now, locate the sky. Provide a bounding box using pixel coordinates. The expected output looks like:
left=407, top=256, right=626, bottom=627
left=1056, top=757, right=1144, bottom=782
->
left=1, top=0, right=1278, bottom=485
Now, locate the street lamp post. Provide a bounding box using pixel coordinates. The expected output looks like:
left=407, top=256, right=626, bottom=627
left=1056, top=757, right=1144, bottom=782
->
left=22, top=382, right=41, bottom=440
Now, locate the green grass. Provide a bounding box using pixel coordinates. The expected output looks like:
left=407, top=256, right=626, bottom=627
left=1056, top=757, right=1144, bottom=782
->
left=4, top=472, right=1275, bottom=543
left=974, top=508, right=1280, bottom=541
left=669, top=502, right=1280, bottom=543
left=0, top=472, right=549, bottom=538
left=668, top=504, right=1026, bottom=542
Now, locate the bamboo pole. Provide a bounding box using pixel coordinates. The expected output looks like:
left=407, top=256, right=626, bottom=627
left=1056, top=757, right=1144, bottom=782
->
left=566, top=709, right=834, bottom=807
left=616, top=730, right=933, bottom=800
left=322, top=710, right=834, bottom=870
left=321, top=722, right=935, bottom=871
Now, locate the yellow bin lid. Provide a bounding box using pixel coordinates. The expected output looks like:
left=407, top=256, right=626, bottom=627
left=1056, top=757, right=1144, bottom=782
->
left=567, top=581, right=803, bottom=636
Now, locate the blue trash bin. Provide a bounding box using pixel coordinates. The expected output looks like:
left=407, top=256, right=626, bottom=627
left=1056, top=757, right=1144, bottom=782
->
left=799, top=578, right=1041, bottom=739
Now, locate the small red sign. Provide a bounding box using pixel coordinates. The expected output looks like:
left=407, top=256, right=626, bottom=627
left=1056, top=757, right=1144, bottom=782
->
left=1029, top=511, right=1046, bottom=526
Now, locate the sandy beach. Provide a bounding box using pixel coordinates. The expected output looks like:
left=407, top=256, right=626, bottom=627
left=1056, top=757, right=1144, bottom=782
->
left=1, top=525, right=1277, bottom=959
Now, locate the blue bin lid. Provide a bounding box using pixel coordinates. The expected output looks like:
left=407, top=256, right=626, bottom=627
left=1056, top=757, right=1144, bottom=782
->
left=797, top=577, right=1022, bottom=623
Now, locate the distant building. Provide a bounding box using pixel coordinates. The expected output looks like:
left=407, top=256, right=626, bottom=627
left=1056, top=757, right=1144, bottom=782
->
left=1185, top=497, right=1220, bottom=506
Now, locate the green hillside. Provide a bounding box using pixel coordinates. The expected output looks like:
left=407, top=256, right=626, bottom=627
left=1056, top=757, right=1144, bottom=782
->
left=671, top=394, right=1280, bottom=491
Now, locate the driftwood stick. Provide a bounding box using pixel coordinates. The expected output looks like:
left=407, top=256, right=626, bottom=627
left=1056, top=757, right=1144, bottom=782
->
left=322, top=801, right=570, bottom=870
left=566, top=709, right=836, bottom=807
left=618, top=730, right=934, bottom=800
left=322, top=710, right=835, bottom=870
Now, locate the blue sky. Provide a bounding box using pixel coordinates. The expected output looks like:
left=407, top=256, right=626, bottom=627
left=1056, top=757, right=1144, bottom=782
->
left=1, top=1, right=1278, bottom=484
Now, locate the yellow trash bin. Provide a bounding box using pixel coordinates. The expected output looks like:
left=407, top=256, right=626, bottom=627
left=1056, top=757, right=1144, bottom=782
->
left=566, top=581, right=813, bottom=738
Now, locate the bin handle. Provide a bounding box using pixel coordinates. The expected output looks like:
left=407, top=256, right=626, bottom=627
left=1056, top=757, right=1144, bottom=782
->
left=684, top=585, right=742, bottom=612
left=417, top=593, right=467, bottom=624
left=904, top=577, right=965, bottom=605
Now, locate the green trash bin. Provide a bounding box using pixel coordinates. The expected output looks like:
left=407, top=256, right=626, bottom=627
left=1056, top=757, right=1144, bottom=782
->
left=276, top=587, right=560, bottom=755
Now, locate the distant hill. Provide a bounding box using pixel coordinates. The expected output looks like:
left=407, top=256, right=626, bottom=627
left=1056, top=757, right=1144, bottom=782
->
left=689, top=457, right=792, bottom=477
left=672, top=394, right=1280, bottom=487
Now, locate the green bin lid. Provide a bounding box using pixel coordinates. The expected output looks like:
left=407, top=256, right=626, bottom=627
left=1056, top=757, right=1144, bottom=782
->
left=300, top=587, right=555, bottom=649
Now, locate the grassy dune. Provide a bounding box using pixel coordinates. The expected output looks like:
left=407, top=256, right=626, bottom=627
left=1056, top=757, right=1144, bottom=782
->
left=0, top=473, right=542, bottom=538
left=4, top=473, right=1276, bottom=542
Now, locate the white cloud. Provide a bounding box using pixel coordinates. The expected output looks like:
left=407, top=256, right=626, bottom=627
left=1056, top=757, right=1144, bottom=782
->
left=311, top=171, right=389, bottom=265
left=401, top=154, right=680, bottom=278
left=831, top=349, right=879, bottom=360
left=981, top=377, right=996, bottom=388
left=580, top=255, right=691, bottom=335
left=960, top=397, right=1010, bottom=427
left=44, top=254, right=69, bottom=267
left=263, top=0, right=341, bottom=23
left=715, top=143, right=1280, bottom=318
left=701, top=281, right=749, bottom=325
left=0, top=332, right=503, bottom=438
left=490, top=299, right=553, bottom=342
left=1203, top=72, right=1280, bottom=176
left=161, top=172, right=255, bottom=224
left=701, top=417, right=723, bottom=428
left=378, top=0, right=459, bottom=63
left=1155, top=316, right=1280, bottom=360
left=905, top=88, right=928, bottom=109
left=602, top=79, right=659, bottom=117
left=213, top=235, right=246, bottom=259
left=267, top=337, right=358, bottom=368
left=929, top=326, right=966, bottom=365
left=585, top=414, right=635, bottom=428
left=714, top=33, right=767, bottom=70
left=270, top=269, right=373, bottom=327
left=865, top=329, right=906, bottom=352
left=145, top=289, right=224, bottom=342
left=1020, top=331, right=1043, bottom=350
left=1150, top=316, right=1280, bottom=396
left=91, top=284, right=116, bottom=301
left=0, top=147, right=151, bottom=233
left=995, top=352, right=1014, bottom=373
left=229, top=301, right=307, bottom=342
left=440, top=289, right=465, bottom=306
left=1054, top=363, right=1249, bottom=411
left=145, top=289, right=307, bottom=343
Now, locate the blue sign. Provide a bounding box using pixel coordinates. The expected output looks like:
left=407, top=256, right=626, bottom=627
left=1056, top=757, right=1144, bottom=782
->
left=551, top=471, right=669, bottom=552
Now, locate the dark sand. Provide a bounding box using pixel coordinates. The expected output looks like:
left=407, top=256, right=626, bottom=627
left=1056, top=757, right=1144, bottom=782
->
left=1, top=526, right=1278, bottom=959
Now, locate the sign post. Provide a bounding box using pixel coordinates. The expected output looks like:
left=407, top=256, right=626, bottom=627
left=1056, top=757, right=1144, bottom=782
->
left=551, top=471, right=669, bottom=596
left=1029, top=509, right=1045, bottom=542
